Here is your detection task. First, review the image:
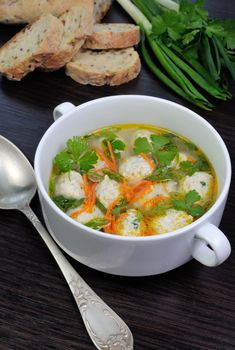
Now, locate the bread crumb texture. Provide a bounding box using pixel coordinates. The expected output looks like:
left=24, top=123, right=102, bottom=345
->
left=66, top=47, right=141, bottom=86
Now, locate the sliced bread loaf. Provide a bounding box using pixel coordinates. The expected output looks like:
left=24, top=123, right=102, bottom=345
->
left=66, top=47, right=141, bottom=86
left=94, top=0, right=112, bottom=23
left=83, top=23, right=140, bottom=49
left=42, top=1, right=94, bottom=71
left=0, top=0, right=83, bottom=24
left=0, top=14, right=63, bottom=80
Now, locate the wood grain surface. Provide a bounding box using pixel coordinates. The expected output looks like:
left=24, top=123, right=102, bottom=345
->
left=0, top=1, right=234, bottom=349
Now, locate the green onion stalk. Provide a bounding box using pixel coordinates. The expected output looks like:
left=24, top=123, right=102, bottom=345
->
left=116, top=0, right=232, bottom=110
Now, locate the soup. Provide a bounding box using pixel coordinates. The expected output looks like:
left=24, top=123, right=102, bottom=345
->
left=49, top=124, right=217, bottom=236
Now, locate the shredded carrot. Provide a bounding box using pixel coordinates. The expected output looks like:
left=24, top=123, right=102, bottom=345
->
left=121, top=180, right=153, bottom=202
left=94, top=147, right=116, bottom=172
left=144, top=195, right=166, bottom=207
left=132, top=180, right=152, bottom=192
left=70, top=205, right=87, bottom=219
left=107, top=140, right=117, bottom=171
left=143, top=230, right=156, bottom=236
left=115, top=213, right=129, bottom=227
left=86, top=182, right=97, bottom=213
left=140, top=153, right=155, bottom=171
left=129, top=182, right=153, bottom=204
left=121, top=181, right=133, bottom=201
left=83, top=174, right=89, bottom=197
left=71, top=178, right=97, bottom=218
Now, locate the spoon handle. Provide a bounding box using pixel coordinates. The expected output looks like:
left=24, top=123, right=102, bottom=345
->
left=21, top=205, right=133, bottom=350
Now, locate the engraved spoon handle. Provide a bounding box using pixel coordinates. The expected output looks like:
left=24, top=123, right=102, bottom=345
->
left=21, top=205, right=134, bottom=350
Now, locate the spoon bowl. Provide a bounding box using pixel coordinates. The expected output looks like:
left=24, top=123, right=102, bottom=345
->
left=0, top=135, right=133, bottom=350
left=0, top=136, right=36, bottom=209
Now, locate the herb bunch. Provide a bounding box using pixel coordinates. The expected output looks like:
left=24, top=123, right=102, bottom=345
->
left=117, top=0, right=235, bottom=110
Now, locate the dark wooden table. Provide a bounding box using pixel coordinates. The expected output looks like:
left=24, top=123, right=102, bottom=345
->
left=0, top=1, right=234, bottom=349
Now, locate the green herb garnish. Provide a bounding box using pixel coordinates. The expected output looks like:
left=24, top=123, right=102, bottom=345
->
left=85, top=218, right=109, bottom=230
left=146, top=166, right=179, bottom=182
left=172, top=190, right=205, bottom=217
left=180, top=156, right=210, bottom=176
left=112, top=198, right=129, bottom=215
left=117, top=0, right=235, bottom=110
left=103, top=138, right=126, bottom=159
left=141, top=199, right=172, bottom=217
left=49, top=178, right=56, bottom=196
left=103, top=169, right=124, bottom=182
left=95, top=198, right=107, bottom=214
left=133, top=137, right=152, bottom=154
left=54, top=136, right=98, bottom=173
left=52, top=196, right=84, bottom=212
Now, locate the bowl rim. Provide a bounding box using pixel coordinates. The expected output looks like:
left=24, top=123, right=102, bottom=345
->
left=34, top=95, right=232, bottom=242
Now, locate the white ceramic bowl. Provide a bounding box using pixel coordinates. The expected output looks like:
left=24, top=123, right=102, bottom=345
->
left=34, top=95, right=231, bottom=276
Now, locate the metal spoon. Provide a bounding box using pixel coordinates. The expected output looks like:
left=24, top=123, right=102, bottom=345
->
left=0, top=135, right=133, bottom=350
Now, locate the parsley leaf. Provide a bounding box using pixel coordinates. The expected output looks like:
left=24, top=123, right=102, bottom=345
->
left=79, top=150, right=98, bottom=172
left=53, top=196, right=84, bottom=212
left=156, top=144, right=178, bottom=166
left=67, top=136, right=89, bottom=162
left=185, top=190, right=201, bottom=207
left=151, top=135, right=170, bottom=150
left=54, top=153, right=73, bottom=173
left=180, top=156, right=210, bottom=176
left=85, top=218, right=109, bottom=230
left=110, top=139, right=126, bottom=158
left=98, top=127, right=120, bottom=140
left=188, top=205, right=205, bottom=217
left=133, top=137, right=152, bottom=154
left=172, top=190, right=205, bottom=218
left=53, top=136, right=98, bottom=173
left=103, top=137, right=126, bottom=159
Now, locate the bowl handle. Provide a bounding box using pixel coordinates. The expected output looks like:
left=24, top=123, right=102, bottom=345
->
left=192, top=223, right=231, bottom=267
left=53, top=102, right=76, bottom=121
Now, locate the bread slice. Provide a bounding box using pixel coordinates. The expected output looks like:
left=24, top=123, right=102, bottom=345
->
left=66, top=47, right=141, bottom=86
left=42, top=1, right=93, bottom=71
left=94, top=0, right=112, bottom=23
left=83, top=23, right=140, bottom=49
left=0, top=0, right=84, bottom=24
left=0, top=14, right=63, bottom=80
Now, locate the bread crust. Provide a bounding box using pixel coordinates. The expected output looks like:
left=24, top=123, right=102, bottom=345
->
left=83, top=24, right=140, bottom=49
left=42, top=39, right=85, bottom=71
left=0, top=0, right=83, bottom=24
left=66, top=48, right=141, bottom=86
left=94, top=0, right=112, bottom=23
left=42, top=1, right=93, bottom=71
left=0, top=14, right=64, bottom=80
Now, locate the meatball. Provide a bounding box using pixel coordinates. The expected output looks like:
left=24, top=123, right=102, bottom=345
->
left=119, top=155, right=153, bottom=183
left=55, top=171, right=84, bottom=199
left=182, top=171, right=214, bottom=202
left=134, top=181, right=178, bottom=208
left=96, top=175, right=121, bottom=208
left=116, top=209, right=145, bottom=237
left=69, top=206, right=104, bottom=224
left=151, top=209, right=193, bottom=234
